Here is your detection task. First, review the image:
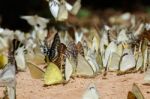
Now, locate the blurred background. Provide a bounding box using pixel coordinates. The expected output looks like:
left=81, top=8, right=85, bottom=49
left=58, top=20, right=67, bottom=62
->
left=0, top=0, right=150, bottom=32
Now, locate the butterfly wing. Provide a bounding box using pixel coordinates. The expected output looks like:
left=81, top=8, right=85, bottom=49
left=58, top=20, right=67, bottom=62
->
left=82, top=83, right=100, bottom=99
left=109, top=52, right=120, bottom=71
left=0, top=54, right=8, bottom=69
left=49, top=0, right=60, bottom=18
left=44, top=62, right=63, bottom=85
left=57, top=2, right=68, bottom=21
left=0, top=63, right=16, bottom=87
left=103, top=41, right=117, bottom=67
left=20, top=16, right=36, bottom=26
left=48, top=33, right=60, bottom=61
left=7, top=86, right=16, bottom=99
left=144, top=66, right=150, bottom=84
left=65, top=58, right=73, bottom=81
left=135, top=52, right=143, bottom=71
left=15, top=47, right=26, bottom=71
left=27, top=62, right=44, bottom=79
left=76, top=54, right=94, bottom=77
left=132, top=83, right=145, bottom=99
left=71, top=0, right=81, bottom=15
left=119, top=48, right=136, bottom=72
left=65, top=2, right=72, bottom=11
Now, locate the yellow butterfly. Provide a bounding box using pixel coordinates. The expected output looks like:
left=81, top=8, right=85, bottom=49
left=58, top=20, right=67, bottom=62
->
left=27, top=61, right=44, bottom=79
left=44, top=62, right=63, bottom=85
left=0, top=54, right=8, bottom=69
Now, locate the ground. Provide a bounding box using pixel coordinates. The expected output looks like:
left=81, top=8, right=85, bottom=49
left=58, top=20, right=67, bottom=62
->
left=1, top=68, right=150, bottom=99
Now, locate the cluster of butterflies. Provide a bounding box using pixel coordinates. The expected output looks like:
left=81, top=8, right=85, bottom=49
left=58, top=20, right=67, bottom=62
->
left=0, top=1, right=149, bottom=98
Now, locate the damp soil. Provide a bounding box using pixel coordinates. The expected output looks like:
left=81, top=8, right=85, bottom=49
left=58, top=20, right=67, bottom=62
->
left=1, top=69, right=150, bottom=99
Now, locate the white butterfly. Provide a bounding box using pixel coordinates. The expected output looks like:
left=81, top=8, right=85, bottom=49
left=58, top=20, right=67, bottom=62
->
left=117, top=29, right=129, bottom=44
left=0, top=37, right=8, bottom=50
left=109, top=52, right=120, bottom=71
left=49, top=0, right=81, bottom=20
left=6, top=86, right=16, bottom=99
left=15, top=46, right=26, bottom=71
left=143, top=46, right=148, bottom=71
left=57, top=1, right=68, bottom=21
left=0, top=63, right=16, bottom=87
left=135, top=52, right=143, bottom=71
left=70, top=0, right=81, bottom=15
left=99, top=27, right=109, bottom=56
left=103, top=41, right=117, bottom=67
left=85, top=49, right=100, bottom=73
left=133, top=23, right=144, bottom=39
left=119, top=48, right=136, bottom=71
left=21, top=15, right=49, bottom=40
left=21, top=15, right=49, bottom=29
left=91, top=36, right=99, bottom=52
left=65, top=58, right=73, bottom=81
left=144, top=66, right=150, bottom=84
left=14, top=30, right=25, bottom=42
left=76, top=54, right=94, bottom=77
left=82, top=83, right=100, bottom=99
left=49, top=0, right=60, bottom=18
left=75, top=31, right=83, bottom=44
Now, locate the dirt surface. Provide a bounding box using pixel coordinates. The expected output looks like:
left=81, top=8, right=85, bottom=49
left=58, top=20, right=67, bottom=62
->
left=0, top=68, right=150, bottom=99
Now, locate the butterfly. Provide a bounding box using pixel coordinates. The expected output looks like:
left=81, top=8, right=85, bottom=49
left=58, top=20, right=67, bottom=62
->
left=44, top=62, right=63, bottom=85
left=66, top=41, right=85, bottom=72
left=127, top=83, right=145, bottom=99
left=27, top=61, right=44, bottom=79
left=66, top=41, right=78, bottom=71
left=0, top=63, right=16, bottom=99
left=117, top=28, right=129, bottom=44
left=76, top=54, right=95, bottom=77
left=70, top=0, right=81, bottom=15
left=119, top=48, right=136, bottom=72
left=10, top=39, right=27, bottom=71
left=0, top=54, right=8, bottom=69
left=82, top=83, right=100, bottom=99
left=42, top=33, right=67, bottom=70
left=0, top=63, right=16, bottom=87
left=21, top=15, right=49, bottom=29
left=53, top=43, right=67, bottom=72
left=1, top=86, right=16, bottom=99
left=42, top=33, right=61, bottom=62
left=48, top=0, right=81, bottom=21
left=14, top=46, right=26, bottom=71
left=57, top=1, right=68, bottom=21
left=108, top=52, right=120, bottom=71
left=65, top=58, right=73, bottom=81
left=103, top=41, right=117, bottom=68
left=144, top=66, right=150, bottom=85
